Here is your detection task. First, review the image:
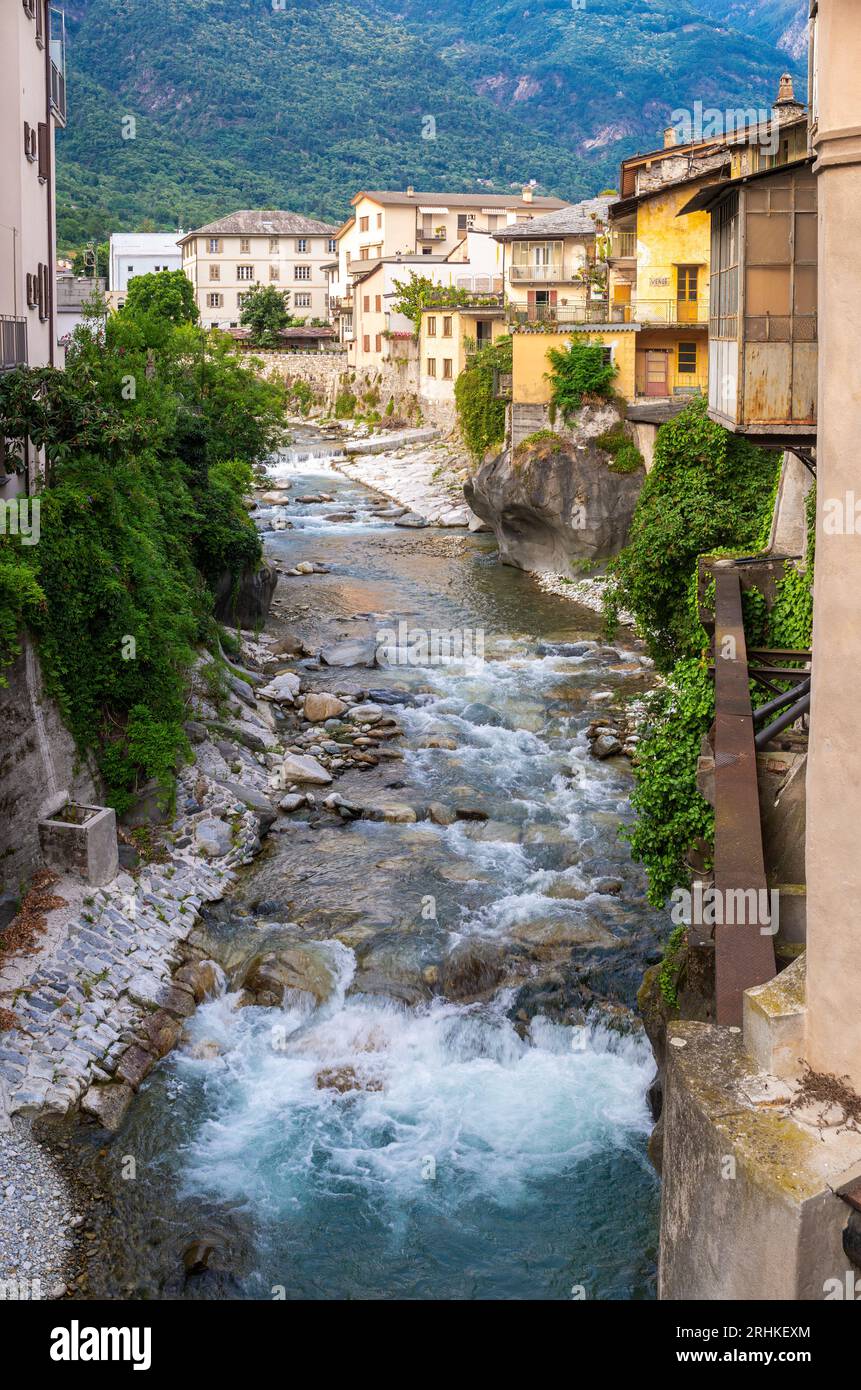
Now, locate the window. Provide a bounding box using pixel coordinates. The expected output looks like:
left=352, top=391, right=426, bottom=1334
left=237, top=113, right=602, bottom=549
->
left=327, top=238, right=337, bottom=253
left=426, top=358, right=437, bottom=377
left=206, top=293, right=223, bottom=308
left=270, top=237, right=280, bottom=254
left=442, top=316, right=452, bottom=337
left=209, top=264, right=220, bottom=281
left=457, top=213, right=475, bottom=232
left=295, top=293, right=311, bottom=308
left=426, top=316, right=437, bottom=337
left=376, top=213, right=382, bottom=228
left=359, top=216, right=369, bottom=232
left=296, top=238, right=308, bottom=253
left=677, top=265, right=699, bottom=322
left=37, top=122, right=48, bottom=182
left=240, top=237, right=251, bottom=254
left=237, top=265, right=254, bottom=280
left=363, top=334, right=370, bottom=352
left=442, top=359, right=453, bottom=379
left=375, top=334, right=381, bottom=353
left=35, top=0, right=45, bottom=45
left=269, top=264, right=280, bottom=281
left=375, top=294, right=382, bottom=312
left=208, top=238, right=221, bottom=254
left=23, top=122, right=37, bottom=162
left=295, top=265, right=311, bottom=281
left=678, top=342, right=697, bottom=375
left=363, top=294, right=370, bottom=312
left=127, top=266, right=134, bottom=275
left=237, top=292, right=251, bottom=308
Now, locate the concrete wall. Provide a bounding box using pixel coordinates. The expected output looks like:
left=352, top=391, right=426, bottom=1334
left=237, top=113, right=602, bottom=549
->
left=0, top=636, right=99, bottom=897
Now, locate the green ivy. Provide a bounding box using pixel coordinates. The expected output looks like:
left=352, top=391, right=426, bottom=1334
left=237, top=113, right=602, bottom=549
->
left=454, top=336, right=512, bottom=462
left=594, top=426, right=644, bottom=475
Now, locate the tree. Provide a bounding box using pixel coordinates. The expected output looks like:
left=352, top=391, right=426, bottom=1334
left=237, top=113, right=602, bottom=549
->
left=391, top=272, right=471, bottom=336
left=72, top=241, right=109, bottom=279
left=239, top=283, right=292, bottom=346
left=122, top=269, right=199, bottom=326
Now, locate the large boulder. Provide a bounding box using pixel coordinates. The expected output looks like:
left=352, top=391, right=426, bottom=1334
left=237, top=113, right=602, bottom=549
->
left=240, top=947, right=336, bottom=1006
left=319, top=639, right=378, bottom=668
left=281, top=752, right=332, bottom=786
left=213, top=564, right=277, bottom=628
left=464, top=410, right=643, bottom=574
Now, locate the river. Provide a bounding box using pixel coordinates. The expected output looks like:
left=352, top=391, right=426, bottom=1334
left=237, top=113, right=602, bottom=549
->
left=64, top=430, right=663, bottom=1301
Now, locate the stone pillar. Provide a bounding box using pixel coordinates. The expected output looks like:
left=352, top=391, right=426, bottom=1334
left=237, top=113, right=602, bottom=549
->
left=805, top=0, right=861, bottom=1084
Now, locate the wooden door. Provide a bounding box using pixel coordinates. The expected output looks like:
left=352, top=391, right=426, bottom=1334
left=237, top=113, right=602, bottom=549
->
left=644, top=349, right=669, bottom=396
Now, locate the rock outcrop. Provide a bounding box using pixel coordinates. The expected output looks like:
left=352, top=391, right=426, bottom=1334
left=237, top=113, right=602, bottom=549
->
left=464, top=406, right=644, bottom=575
left=213, top=563, right=277, bottom=628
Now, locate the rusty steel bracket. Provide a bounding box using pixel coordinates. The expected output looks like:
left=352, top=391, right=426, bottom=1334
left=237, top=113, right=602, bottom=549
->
left=712, top=565, right=777, bottom=1025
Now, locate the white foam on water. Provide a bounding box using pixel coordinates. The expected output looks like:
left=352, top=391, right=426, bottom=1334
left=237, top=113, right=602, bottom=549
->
left=175, top=980, right=653, bottom=1218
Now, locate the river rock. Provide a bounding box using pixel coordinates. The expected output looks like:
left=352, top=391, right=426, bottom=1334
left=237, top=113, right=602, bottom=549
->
left=303, top=692, right=348, bottom=722
left=394, top=513, right=428, bottom=528
left=460, top=702, right=509, bottom=728
left=212, top=780, right=277, bottom=831
left=441, top=940, right=506, bottom=1001
left=315, top=1066, right=383, bottom=1094
left=271, top=632, right=309, bottom=658
left=139, top=1010, right=183, bottom=1058
left=241, top=947, right=336, bottom=1006
left=320, top=639, right=379, bottom=668
left=195, top=818, right=233, bottom=858
left=81, top=1081, right=134, bottom=1133
left=346, top=702, right=383, bottom=723
left=363, top=801, right=417, bottom=824
left=259, top=672, right=302, bottom=704
left=428, top=802, right=457, bottom=826
left=593, top=734, right=624, bottom=759
left=279, top=792, right=307, bottom=811
left=281, top=753, right=332, bottom=786
left=114, top=1044, right=155, bottom=1091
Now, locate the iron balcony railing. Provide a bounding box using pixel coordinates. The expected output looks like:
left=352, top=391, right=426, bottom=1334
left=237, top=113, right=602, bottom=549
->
left=507, top=303, right=615, bottom=326
left=610, top=230, right=636, bottom=258
left=0, top=316, right=27, bottom=371
left=510, top=264, right=564, bottom=283
left=416, top=228, right=447, bottom=241
left=633, top=298, right=708, bottom=325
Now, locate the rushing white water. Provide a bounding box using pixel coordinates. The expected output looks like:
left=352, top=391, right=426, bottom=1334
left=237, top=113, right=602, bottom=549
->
left=174, top=967, right=654, bottom=1219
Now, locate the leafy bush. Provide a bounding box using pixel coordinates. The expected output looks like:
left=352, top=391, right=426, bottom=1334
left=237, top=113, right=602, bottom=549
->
left=545, top=340, right=617, bottom=418
left=334, top=390, right=357, bottom=418
left=0, top=294, right=286, bottom=811
left=605, top=399, right=780, bottom=671
left=594, top=427, right=644, bottom=474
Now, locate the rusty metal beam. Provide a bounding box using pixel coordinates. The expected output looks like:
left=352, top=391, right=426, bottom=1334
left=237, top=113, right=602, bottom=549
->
left=712, top=566, right=777, bottom=1025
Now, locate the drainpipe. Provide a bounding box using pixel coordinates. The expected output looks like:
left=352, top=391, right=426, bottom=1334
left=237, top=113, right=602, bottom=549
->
left=44, top=1, right=54, bottom=367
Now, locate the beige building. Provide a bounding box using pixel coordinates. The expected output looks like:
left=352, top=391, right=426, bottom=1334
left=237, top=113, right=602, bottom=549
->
left=179, top=211, right=339, bottom=330
left=0, top=1, right=66, bottom=492
left=332, top=187, right=565, bottom=350
left=493, top=196, right=613, bottom=325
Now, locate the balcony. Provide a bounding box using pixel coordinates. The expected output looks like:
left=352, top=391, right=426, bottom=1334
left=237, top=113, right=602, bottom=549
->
left=508, top=303, right=615, bottom=327
left=609, top=230, right=636, bottom=260
left=0, top=317, right=27, bottom=371
left=634, top=298, right=709, bottom=326
left=510, top=264, right=565, bottom=283
left=416, top=227, right=447, bottom=242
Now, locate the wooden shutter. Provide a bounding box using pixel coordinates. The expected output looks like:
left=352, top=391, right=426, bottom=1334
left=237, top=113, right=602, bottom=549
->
left=37, top=122, right=49, bottom=182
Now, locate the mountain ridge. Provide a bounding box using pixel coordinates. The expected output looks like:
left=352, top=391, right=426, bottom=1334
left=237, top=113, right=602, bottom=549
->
left=56, top=0, right=807, bottom=247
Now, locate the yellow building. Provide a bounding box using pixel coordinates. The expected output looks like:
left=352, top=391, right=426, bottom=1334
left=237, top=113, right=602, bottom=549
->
left=418, top=301, right=508, bottom=413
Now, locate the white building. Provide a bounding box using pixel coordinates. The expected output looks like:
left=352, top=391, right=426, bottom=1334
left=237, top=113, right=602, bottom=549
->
left=179, top=211, right=339, bottom=330
left=0, top=1, right=66, bottom=494
left=108, top=232, right=183, bottom=295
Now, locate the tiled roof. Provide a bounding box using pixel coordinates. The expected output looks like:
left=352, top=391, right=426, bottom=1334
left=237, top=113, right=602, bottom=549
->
left=353, top=190, right=566, bottom=210
left=493, top=196, right=614, bottom=239
left=180, top=210, right=339, bottom=240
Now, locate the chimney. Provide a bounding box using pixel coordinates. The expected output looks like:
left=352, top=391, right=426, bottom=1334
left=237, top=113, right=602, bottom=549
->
left=406, top=185, right=415, bottom=198
left=663, top=125, right=677, bottom=148
left=522, top=184, right=534, bottom=204
left=775, top=73, right=795, bottom=105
